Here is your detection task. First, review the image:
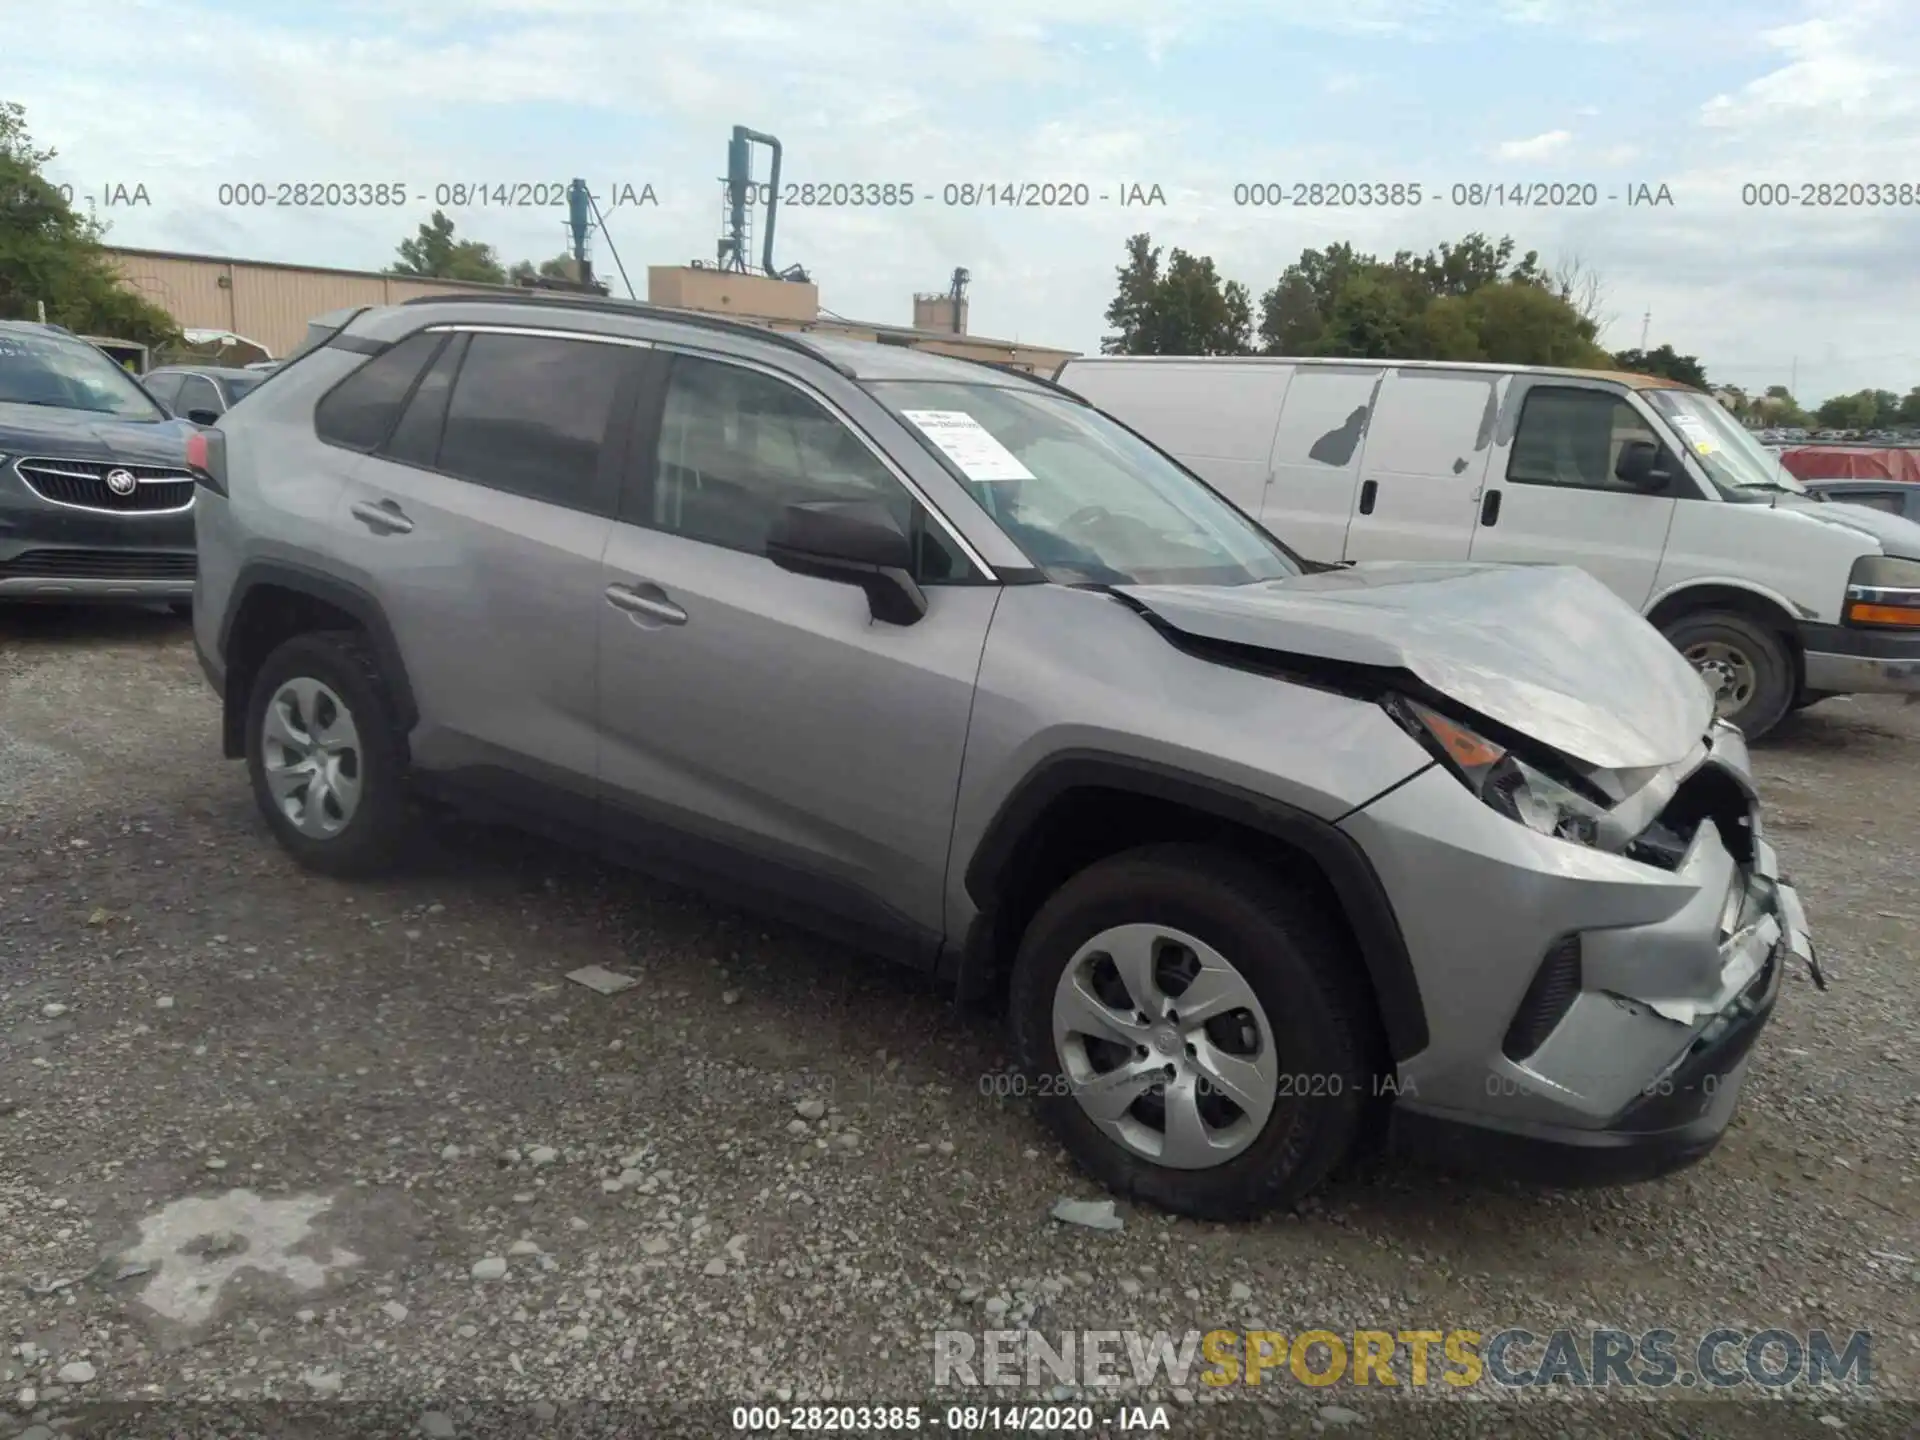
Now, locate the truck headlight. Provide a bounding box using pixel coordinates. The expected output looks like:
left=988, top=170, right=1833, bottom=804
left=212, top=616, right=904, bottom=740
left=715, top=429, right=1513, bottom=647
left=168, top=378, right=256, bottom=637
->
left=1845, top=554, right=1920, bottom=629
left=1390, top=698, right=1608, bottom=847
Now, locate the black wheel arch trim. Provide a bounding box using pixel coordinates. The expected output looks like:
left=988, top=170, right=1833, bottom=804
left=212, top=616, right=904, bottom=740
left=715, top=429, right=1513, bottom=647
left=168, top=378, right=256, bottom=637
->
left=216, top=560, right=418, bottom=758
left=958, top=750, right=1429, bottom=1061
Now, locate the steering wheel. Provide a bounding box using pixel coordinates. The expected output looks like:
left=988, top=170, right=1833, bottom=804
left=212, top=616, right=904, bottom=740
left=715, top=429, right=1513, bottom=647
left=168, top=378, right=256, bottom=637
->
left=1061, top=505, right=1117, bottom=533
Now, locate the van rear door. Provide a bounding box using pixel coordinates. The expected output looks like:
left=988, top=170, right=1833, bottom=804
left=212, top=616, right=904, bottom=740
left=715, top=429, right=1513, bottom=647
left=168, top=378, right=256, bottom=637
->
left=1058, top=359, right=1291, bottom=520
left=1340, top=368, right=1496, bottom=563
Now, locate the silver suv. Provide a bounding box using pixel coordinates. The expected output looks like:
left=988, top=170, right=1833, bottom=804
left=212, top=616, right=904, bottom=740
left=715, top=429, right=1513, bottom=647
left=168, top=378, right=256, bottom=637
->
left=188, top=293, right=1820, bottom=1218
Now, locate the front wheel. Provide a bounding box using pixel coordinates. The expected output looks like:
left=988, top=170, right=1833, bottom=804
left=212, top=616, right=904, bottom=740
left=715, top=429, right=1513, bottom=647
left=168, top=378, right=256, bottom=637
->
left=1007, top=844, right=1378, bottom=1220
left=1662, top=610, right=1794, bottom=740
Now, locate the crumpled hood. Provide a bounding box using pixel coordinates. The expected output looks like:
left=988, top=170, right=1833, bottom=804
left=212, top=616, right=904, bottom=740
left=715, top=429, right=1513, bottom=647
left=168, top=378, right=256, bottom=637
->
left=1777, top=493, right=1920, bottom=559
left=1117, top=561, right=1713, bottom=770
left=0, top=402, right=191, bottom=467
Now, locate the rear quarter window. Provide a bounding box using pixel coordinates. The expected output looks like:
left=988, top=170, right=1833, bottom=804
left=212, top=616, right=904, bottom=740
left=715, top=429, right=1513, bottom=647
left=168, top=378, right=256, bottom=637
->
left=313, top=331, right=445, bottom=452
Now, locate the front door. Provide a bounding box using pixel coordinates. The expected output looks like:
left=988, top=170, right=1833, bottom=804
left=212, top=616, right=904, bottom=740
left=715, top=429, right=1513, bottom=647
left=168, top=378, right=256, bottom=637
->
left=1469, top=380, right=1679, bottom=610
left=596, top=350, right=996, bottom=963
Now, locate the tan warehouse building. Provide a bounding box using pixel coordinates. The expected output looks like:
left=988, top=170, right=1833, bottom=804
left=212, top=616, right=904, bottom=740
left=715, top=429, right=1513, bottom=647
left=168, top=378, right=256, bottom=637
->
left=103, top=247, right=1076, bottom=375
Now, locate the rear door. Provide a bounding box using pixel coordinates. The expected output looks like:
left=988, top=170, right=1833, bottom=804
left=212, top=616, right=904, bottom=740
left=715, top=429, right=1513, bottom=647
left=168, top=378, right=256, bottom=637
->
left=1339, top=368, right=1496, bottom=563
left=1060, top=360, right=1291, bottom=521
left=1259, top=364, right=1384, bottom=564
left=1468, top=378, right=1680, bottom=609
left=328, top=325, right=644, bottom=812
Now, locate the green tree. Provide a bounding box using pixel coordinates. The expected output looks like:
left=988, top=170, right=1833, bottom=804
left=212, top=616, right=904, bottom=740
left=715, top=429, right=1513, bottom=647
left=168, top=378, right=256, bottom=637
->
left=1099, top=235, right=1250, bottom=354
left=1814, top=390, right=1878, bottom=429
left=1898, top=386, right=1920, bottom=426
left=1467, top=281, right=1610, bottom=367
left=1757, top=384, right=1811, bottom=428
left=1100, top=234, right=1162, bottom=354
left=391, top=210, right=506, bottom=283
left=1611, top=344, right=1708, bottom=389
left=0, top=101, right=179, bottom=347
left=509, top=253, right=582, bottom=285
left=1867, top=388, right=1901, bottom=427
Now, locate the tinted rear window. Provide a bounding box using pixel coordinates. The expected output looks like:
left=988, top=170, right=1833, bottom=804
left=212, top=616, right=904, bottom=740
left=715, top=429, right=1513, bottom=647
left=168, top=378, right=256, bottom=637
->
left=313, top=331, right=443, bottom=452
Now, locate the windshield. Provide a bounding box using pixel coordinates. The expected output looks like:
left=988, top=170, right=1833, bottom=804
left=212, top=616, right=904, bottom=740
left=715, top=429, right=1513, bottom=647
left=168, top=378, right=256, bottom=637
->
left=1644, top=389, right=1805, bottom=500
left=0, top=330, right=165, bottom=419
left=868, top=381, right=1301, bottom=586
left=223, top=374, right=263, bottom=402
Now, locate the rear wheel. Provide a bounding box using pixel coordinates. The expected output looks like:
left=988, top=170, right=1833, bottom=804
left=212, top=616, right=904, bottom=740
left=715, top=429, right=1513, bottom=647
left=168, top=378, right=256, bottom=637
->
left=245, top=630, right=413, bottom=877
left=1662, top=610, right=1794, bottom=740
left=1008, top=844, right=1378, bottom=1220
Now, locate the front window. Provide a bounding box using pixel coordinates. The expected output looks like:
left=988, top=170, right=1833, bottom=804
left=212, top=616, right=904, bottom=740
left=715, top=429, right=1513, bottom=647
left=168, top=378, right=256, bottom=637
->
left=0, top=329, right=165, bottom=419
left=1644, top=389, right=1805, bottom=501
left=223, top=374, right=262, bottom=403
left=868, top=381, right=1301, bottom=586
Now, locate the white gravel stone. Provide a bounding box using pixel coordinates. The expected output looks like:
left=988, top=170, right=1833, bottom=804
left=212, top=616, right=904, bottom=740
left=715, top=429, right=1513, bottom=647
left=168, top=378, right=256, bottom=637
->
left=470, top=1257, right=508, bottom=1281
left=381, top=1300, right=409, bottom=1323
left=703, top=1257, right=728, bottom=1276
left=300, top=1369, right=342, bottom=1395
left=528, top=1146, right=558, bottom=1166
left=1318, top=1405, right=1361, bottom=1427
left=155, top=996, right=175, bottom=1009
left=420, top=1412, right=457, bottom=1439
left=41, top=1003, right=68, bottom=1019
left=1050, top=1198, right=1123, bottom=1231
left=641, top=1236, right=672, bottom=1256
left=508, top=1239, right=541, bottom=1256
left=795, top=1099, right=826, bottom=1121
left=56, top=1361, right=95, bottom=1385
left=440, top=1145, right=461, bottom=1161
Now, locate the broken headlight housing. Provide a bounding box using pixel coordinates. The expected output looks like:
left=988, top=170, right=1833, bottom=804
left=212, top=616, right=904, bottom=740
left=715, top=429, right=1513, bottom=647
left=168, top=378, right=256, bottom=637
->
left=1390, top=698, right=1609, bottom=847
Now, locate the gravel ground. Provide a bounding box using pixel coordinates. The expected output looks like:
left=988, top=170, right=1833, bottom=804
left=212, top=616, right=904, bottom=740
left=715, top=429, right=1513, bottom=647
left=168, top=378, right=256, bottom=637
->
left=1, top=606, right=1915, bottom=1440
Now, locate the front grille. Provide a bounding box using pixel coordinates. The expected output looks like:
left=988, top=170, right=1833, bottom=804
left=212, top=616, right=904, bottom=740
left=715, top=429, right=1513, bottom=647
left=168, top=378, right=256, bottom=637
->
left=1628, top=761, right=1756, bottom=872
left=0, top=549, right=196, bottom=579
left=14, top=457, right=195, bottom=513
left=1502, top=934, right=1583, bottom=1061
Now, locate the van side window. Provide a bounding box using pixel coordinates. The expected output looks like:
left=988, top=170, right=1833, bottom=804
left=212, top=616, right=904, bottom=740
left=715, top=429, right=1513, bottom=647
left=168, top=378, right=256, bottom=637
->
left=1508, top=388, right=1661, bottom=492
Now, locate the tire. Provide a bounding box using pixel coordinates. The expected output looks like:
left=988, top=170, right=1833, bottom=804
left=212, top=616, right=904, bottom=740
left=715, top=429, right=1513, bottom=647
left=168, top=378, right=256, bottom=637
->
left=1661, top=610, right=1794, bottom=740
left=1008, top=843, right=1379, bottom=1221
left=245, top=629, right=413, bottom=877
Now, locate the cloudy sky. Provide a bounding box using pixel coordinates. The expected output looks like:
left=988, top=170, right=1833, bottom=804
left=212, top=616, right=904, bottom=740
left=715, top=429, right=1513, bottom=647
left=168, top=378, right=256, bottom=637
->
left=13, top=0, right=1920, bottom=403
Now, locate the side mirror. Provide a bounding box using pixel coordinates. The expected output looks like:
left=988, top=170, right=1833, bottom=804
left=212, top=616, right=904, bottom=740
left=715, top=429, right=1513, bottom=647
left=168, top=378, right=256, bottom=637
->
left=765, top=499, right=928, bottom=626
left=1615, top=439, right=1673, bottom=492
left=186, top=408, right=220, bottom=426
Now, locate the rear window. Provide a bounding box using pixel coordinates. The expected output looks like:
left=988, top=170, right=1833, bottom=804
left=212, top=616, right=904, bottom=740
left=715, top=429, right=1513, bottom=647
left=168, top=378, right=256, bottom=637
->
left=313, top=331, right=445, bottom=452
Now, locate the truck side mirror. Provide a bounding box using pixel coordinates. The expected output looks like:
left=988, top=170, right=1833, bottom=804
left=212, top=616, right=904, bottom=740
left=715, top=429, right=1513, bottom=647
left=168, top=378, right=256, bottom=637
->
left=1615, top=439, right=1673, bottom=492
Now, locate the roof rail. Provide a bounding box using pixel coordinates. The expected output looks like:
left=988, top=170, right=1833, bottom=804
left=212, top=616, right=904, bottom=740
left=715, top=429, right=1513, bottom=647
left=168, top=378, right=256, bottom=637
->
left=397, top=290, right=855, bottom=377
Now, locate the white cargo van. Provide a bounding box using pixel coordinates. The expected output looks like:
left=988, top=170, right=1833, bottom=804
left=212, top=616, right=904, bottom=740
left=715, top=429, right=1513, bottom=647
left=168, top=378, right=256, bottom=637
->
left=1057, top=356, right=1920, bottom=738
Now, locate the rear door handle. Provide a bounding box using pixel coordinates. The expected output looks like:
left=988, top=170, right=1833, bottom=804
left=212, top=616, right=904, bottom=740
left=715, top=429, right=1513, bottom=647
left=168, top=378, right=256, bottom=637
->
left=350, top=499, right=413, bottom=534
left=605, top=581, right=687, bottom=626
left=1480, top=489, right=1502, bottom=526
left=1357, top=479, right=1378, bottom=515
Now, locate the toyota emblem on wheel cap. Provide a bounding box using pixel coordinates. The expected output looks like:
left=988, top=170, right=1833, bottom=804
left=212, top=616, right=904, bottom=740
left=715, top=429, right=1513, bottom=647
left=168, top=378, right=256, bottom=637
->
left=105, top=468, right=137, bottom=496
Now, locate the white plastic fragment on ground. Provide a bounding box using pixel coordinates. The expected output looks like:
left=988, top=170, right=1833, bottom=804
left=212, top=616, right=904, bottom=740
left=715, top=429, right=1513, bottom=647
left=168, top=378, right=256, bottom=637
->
left=566, top=965, right=639, bottom=995
left=1050, top=1197, right=1124, bottom=1232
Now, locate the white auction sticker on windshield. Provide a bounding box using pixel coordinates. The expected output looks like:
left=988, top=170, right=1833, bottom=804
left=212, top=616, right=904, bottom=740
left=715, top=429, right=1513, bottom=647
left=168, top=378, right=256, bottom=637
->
left=900, top=409, right=1034, bottom=481
left=1669, top=414, right=1717, bottom=454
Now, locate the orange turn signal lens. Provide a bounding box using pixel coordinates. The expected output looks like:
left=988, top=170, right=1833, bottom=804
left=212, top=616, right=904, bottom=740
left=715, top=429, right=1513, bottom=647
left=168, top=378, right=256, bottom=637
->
left=1411, top=703, right=1506, bottom=768
left=1846, top=601, right=1920, bottom=628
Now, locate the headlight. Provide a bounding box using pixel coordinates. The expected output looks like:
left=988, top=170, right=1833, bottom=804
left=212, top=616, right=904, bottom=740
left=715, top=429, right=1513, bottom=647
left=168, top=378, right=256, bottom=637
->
left=1390, top=699, right=1608, bottom=847
left=1845, top=554, right=1920, bottom=629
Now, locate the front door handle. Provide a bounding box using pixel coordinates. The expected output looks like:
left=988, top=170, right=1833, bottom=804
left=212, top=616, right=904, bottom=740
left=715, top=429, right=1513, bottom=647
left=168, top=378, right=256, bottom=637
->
left=1480, top=489, right=1502, bottom=526
left=605, top=581, right=687, bottom=626
left=1357, top=479, right=1378, bottom=515
left=350, top=499, right=413, bottom=535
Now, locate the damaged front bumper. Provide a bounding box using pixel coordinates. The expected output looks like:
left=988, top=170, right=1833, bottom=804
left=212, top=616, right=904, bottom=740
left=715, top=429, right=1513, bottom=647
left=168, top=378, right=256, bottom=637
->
left=1346, top=720, right=1821, bottom=1187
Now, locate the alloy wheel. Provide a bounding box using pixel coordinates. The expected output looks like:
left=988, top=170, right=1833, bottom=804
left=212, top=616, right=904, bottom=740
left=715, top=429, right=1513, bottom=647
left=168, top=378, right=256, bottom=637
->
left=260, top=676, right=364, bottom=838
left=1051, top=923, right=1280, bottom=1170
